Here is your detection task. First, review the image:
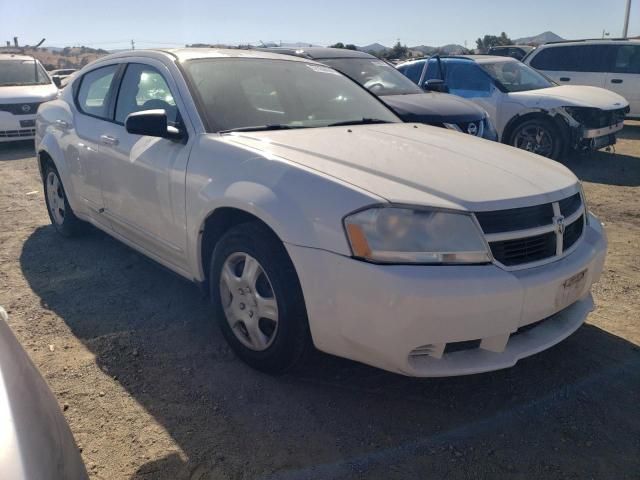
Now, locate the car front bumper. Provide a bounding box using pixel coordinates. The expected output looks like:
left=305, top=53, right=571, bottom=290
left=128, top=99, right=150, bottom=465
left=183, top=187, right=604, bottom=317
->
left=0, top=112, right=37, bottom=142
left=286, top=214, right=607, bottom=377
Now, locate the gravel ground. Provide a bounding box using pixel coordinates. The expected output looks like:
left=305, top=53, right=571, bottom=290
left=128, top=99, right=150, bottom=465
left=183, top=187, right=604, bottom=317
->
left=0, top=125, right=639, bottom=480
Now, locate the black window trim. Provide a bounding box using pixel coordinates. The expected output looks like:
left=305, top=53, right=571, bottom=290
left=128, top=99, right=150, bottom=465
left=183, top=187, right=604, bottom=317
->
left=74, top=63, right=125, bottom=123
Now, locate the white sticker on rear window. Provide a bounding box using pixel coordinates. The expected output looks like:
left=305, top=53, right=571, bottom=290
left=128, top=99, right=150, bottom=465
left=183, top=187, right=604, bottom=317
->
left=306, top=64, right=340, bottom=75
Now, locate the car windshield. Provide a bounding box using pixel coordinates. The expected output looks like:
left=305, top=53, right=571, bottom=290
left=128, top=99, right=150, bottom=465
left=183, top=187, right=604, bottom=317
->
left=0, top=59, right=51, bottom=86
left=479, top=61, right=554, bottom=92
left=182, top=58, right=400, bottom=133
left=319, top=58, right=423, bottom=96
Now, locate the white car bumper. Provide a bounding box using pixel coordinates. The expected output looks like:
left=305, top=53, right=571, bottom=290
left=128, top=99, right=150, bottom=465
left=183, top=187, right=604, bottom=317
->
left=0, top=112, right=37, bottom=142
left=286, top=215, right=607, bottom=377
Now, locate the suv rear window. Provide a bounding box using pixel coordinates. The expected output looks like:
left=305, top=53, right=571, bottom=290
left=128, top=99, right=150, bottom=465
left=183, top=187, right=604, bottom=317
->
left=530, top=45, right=608, bottom=72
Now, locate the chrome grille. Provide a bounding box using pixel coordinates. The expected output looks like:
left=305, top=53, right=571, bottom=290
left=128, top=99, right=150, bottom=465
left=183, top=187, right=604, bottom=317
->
left=476, top=193, right=586, bottom=268
left=0, top=128, right=36, bottom=138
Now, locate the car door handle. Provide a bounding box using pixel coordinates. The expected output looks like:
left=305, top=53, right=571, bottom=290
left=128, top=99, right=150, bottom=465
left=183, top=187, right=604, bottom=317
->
left=55, top=119, right=70, bottom=129
left=611, top=78, right=623, bottom=84
left=559, top=77, right=571, bottom=82
left=100, top=134, right=119, bottom=146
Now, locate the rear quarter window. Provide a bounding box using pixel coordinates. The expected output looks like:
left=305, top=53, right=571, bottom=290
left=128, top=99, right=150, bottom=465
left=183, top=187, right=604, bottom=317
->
left=76, top=65, right=119, bottom=119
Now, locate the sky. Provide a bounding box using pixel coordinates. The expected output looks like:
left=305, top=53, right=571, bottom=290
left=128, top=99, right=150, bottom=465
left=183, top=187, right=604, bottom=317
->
left=1, top=0, right=638, bottom=49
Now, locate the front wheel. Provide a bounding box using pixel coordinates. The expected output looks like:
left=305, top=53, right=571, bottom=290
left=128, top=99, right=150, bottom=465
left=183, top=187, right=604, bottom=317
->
left=209, top=222, right=311, bottom=373
left=509, top=118, right=564, bottom=160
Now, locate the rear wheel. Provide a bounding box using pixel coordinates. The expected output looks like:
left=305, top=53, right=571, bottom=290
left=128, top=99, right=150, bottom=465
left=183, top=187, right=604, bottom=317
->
left=209, top=222, right=311, bottom=373
left=509, top=118, right=564, bottom=160
left=43, top=163, right=84, bottom=237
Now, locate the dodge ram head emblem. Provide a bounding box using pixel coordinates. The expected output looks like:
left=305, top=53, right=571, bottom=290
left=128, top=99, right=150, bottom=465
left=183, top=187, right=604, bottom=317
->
left=467, top=122, right=479, bottom=136
left=21, top=104, right=31, bottom=113
left=554, top=215, right=566, bottom=235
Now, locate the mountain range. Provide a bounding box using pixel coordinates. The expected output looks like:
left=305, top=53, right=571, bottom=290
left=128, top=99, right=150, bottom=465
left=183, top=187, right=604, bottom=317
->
left=512, top=31, right=565, bottom=45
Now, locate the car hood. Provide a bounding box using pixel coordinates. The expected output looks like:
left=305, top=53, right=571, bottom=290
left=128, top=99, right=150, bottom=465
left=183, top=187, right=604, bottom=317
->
left=381, top=92, right=486, bottom=123
left=224, top=123, right=578, bottom=211
left=510, top=85, right=628, bottom=110
left=0, top=84, right=58, bottom=103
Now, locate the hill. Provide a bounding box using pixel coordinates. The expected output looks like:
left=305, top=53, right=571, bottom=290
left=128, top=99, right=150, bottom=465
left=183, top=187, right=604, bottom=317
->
left=357, top=43, right=389, bottom=53
left=513, top=31, right=565, bottom=45
left=0, top=46, right=109, bottom=70
left=410, top=44, right=467, bottom=55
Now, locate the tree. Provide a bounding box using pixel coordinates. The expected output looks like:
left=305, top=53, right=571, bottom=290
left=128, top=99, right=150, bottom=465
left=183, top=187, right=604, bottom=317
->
left=383, top=41, right=409, bottom=60
left=330, top=42, right=358, bottom=50
left=475, top=32, right=512, bottom=53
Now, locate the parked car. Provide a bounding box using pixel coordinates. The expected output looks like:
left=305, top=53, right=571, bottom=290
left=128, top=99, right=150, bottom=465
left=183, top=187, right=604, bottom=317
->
left=259, top=47, right=496, bottom=140
left=49, top=68, right=76, bottom=88
left=488, top=45, right=535, bottom=61
left=0, top=53, right=58, bottom=142
left=37, top=48, right=607, bottom=377
left=524, top=39, right=640, bottom=118
left=400, top=55, right=629, bottom=159
left=0, top=307, right=88, bottom=479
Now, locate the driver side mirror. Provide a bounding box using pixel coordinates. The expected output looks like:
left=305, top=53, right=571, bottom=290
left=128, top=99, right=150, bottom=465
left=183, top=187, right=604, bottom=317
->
left=422, top=79, right=449, bottom=93
left=125, top=109, right=184, bottom=141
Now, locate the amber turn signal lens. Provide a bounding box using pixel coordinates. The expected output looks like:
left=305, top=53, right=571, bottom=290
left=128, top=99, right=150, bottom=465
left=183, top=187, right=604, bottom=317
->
left=346, top=223, right=372, bottom=258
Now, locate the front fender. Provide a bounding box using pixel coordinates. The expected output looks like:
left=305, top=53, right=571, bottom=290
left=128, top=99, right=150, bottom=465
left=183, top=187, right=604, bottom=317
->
left=185, top=136, right=382, bottom=281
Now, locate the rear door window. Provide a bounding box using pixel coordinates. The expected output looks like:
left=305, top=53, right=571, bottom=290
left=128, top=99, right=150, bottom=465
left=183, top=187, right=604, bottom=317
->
left=77, top=65, right=119, bottom=119
left=612, top=45, right=640, bottom=74
left=531, top=45, right=608, bottom=72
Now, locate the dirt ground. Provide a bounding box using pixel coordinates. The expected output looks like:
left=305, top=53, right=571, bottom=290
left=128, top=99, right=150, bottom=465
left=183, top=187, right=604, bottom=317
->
left=0, top=125, right=639, bottom=480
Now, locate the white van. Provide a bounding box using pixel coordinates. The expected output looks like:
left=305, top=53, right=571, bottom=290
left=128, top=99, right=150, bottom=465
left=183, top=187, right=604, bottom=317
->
left=0, top=54, right=58, bottom=142
left=525, top=39, right=640, bottom=118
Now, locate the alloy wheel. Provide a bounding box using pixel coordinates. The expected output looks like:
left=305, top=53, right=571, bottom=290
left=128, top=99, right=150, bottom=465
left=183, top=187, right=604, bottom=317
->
left=46, top=171, right=66, bottom=226
left=219, top=252, right=279, bottom=351
left=513, top=125, right=554, bottom=157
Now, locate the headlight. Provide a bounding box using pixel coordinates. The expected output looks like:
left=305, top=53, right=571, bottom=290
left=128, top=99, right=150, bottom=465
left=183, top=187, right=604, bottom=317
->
left=343, top=206, right=491, bottom=264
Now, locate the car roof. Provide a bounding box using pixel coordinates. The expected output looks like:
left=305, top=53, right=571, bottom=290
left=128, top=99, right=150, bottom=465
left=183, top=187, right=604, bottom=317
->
left=489, top=45, right=534, bottom=49
left=396, top=57, right=430, bottom=67
left=0, top=53, right=37, bottom=61
left=93, top=48, right=320, bottom=65
left=540, top=38, right=640, bottom=47
left=413, top=55, right=518, bottom=64
left=257, top=47, right=375, bottom=60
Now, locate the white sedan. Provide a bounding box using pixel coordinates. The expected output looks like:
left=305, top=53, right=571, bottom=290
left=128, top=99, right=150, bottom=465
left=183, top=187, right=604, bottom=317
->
left=403, top=55, right=629, bottom=160
left=36, top=49, right=607, bottom=377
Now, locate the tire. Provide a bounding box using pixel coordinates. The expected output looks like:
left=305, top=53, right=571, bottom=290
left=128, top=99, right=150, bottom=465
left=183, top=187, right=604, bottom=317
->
left=209, top=222, right=311, bottom=373
left=509, top=118, right=564, bottom=160
left=42, top=162, right=85, bottom=237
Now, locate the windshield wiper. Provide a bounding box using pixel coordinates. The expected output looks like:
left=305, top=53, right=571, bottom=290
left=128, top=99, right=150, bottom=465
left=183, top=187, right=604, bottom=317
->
left=219, top=124, right=308, bottom=134
left=327, top=118, right=392, bottom=127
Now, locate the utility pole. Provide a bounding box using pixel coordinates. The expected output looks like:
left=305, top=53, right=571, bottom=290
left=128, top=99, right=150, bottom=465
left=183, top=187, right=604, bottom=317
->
left=623, top=0, right=632, bottom=37
left=131, top=39, right=135, bottom=50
